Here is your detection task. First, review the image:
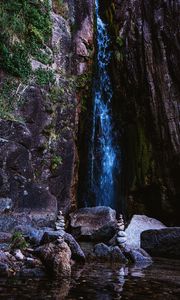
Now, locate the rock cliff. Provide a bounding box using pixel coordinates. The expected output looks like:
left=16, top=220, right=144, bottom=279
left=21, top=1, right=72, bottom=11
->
left=0, top=0, right=94, bottom=230
left=111, top=0, right=180, bottom=224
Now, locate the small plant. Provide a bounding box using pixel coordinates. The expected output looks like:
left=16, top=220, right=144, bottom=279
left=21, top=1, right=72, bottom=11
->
left=34, top=68, right=55, bottom=86
left=51, top=155, right=63, bottom=170
left=11, top=231, right=29, bottom=250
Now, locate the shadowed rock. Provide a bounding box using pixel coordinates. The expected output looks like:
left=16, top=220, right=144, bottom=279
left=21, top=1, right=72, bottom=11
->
left=141, top=227, right=180, bottom=259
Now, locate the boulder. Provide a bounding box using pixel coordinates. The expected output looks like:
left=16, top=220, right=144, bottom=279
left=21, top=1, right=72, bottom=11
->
left=125, top=215, right=166, bottom=249
left=110, top=246, right=128, bottom=263
left=64, top=233, right=85, bottom=262
left=91, top=222, right=117, bottom=242
left=141, top=227, right=180, bottom=259
left=93, top=243, right=128, bottom=263
left=94, top=243, right=111, bottom=260
left=70, top=207, right=117, bottom=240
left=35, top=241, right=71, bottom=278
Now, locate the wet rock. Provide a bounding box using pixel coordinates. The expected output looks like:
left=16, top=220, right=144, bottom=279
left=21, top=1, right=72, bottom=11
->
left=91, top=222, right=117, bottom=243
left=93, top=243, right=128, bottom=263
left=110, top=246, right=128, bottom=263
left=35, top=242, right=71, bottom=278
left=141, top=227, right=180, bottom=259
left=128, top=248, right=153, bottom=265
left=0, top=263, right=10, bottom=276
left=94, top=243, right=111, bottom=260
left=64, top=233, right=85, bottom=262
left=40, top=230, right=64, bottom=245
left=70, top=207, right=117, bottom=240
left=19, top=267, right=46, bottom=278
left=125, top=215, right=166, bottom=249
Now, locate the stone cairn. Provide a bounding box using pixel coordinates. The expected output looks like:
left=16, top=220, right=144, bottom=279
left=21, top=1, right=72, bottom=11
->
left=55, top=210, right=66, bottom=244
left=116, top=214, right=127, bottom=247
left=55, top=210, right=65, bottom=231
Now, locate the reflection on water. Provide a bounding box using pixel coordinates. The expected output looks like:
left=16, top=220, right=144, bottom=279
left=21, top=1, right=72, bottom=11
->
left=0, top=259, right=180, bottom=299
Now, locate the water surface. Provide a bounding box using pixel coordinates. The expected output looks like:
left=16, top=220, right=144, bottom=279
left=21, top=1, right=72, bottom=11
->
left=0, top=259, right=180, bottom=299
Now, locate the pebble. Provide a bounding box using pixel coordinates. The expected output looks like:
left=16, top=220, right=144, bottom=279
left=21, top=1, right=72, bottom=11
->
left=14, top=249, right=24, bottom=261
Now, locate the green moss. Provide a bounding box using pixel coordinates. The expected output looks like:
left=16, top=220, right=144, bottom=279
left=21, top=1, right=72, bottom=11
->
left=34, top=68, right=55, bottom=86
left=11, top=231, right=29, bottom=250
left=0, top=0, right=52, bottom=79
left=0, top=77, right=25, bottom=121
left=51, top=155, right=63, bottom=170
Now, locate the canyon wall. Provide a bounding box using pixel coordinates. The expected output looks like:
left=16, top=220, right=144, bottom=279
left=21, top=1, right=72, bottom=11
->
left=111, top=0, right=180, bottom=225
left=0, top=0, right=94, bottom=230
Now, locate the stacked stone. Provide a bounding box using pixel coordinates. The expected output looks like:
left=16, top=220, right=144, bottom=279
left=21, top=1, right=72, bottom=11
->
left=116, top=214, right=127, bottom=246
left=55, top=210, right=65, bottom=231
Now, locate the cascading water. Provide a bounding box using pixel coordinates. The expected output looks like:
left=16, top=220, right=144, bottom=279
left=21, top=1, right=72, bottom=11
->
left=85, top=0, right=118, bottom=208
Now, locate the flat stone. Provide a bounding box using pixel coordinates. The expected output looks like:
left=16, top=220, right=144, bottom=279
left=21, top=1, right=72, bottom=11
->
left=117, top=237, right=127, bottom=244
left=40, top=230, right=64, bottom=245
left=125, top=215, right=166, bottom=249
left=117, top=231, right=127, bottom=237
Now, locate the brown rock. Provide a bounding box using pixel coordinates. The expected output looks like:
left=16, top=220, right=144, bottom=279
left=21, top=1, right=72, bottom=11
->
left=35, top=242, right=71, bottom=278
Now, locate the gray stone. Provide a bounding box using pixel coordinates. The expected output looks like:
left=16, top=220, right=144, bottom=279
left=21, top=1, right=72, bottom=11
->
left=128, top=248, right=153, bottom=265
left=93, top=243, right=111, bottom=260
left=110, top=246, right=128, bottom=263
left=141, top=227, right=180, bottom=259
left=64, top=233, right=85, bottom=262
left=70, top=206, right=117, bottom=240
left=40, top=230, right=64, bottom=245
left=19, top=267, right=46, bottom=278
left=117, top=231, right=127, bottom=237
left=117, top=237, right=127, bottom=244
left=125, top=215, right=166, bottom=249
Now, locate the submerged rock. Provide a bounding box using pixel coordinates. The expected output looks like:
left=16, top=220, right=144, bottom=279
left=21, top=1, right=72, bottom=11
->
left=141, top=227, right=180, bottom=259
left=128, top=248, right=153, bottom=265
left=70, top=206, right=117, bottom=240
left=93, top=243, right=128, bottom=263
left=19, top=267, right=46, bottom=278
left=125, top=215, right=166, bottom=249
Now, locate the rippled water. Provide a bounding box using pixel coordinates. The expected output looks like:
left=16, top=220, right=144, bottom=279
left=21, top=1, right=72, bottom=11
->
left=0, top=259, right=180, bottom=299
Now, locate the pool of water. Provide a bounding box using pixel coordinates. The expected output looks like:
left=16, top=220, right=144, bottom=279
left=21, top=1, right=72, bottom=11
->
left=0, top=258, right=180, bottom=299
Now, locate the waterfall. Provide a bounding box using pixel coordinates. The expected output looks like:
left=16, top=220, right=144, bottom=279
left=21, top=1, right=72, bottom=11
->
left=86, top=0, right=118, bottom=208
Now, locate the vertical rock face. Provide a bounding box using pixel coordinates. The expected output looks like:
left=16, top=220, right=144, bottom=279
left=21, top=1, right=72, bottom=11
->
left=0, top=0, right=95, bottom=230
left=112, top=0, right=180, bottom=224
